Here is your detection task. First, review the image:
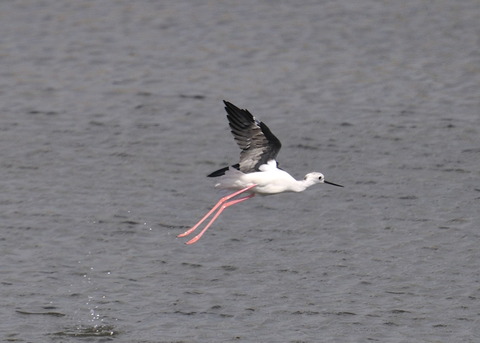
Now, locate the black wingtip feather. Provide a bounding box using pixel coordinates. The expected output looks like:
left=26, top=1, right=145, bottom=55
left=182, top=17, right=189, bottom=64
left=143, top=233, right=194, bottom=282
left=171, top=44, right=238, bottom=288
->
left=207, top=164, right=240, bottom=177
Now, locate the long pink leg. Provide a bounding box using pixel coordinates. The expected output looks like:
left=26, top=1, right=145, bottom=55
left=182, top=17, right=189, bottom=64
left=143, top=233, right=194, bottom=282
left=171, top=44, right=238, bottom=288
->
left=184, top=193, right=255, bottom=245
left=177, top=184, right=257, bottom=239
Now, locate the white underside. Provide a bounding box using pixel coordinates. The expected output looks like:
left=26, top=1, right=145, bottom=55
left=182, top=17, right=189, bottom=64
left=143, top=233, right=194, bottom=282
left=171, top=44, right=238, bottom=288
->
left=214, top=160, right=306, bottom=195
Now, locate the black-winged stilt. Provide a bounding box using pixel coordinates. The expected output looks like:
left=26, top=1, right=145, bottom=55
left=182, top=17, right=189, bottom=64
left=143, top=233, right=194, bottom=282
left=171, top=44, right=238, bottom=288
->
left=178, top=101, right=343, bottom=244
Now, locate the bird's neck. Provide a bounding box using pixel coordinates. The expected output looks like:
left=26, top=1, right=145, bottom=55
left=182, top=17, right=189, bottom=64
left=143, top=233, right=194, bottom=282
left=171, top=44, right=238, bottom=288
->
left=292, top=178, right=316, bottom=192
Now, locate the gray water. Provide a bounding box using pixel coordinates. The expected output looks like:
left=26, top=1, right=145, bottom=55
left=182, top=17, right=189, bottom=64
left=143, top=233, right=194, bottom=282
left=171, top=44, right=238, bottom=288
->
left=1, top=1, right=479, bottom=342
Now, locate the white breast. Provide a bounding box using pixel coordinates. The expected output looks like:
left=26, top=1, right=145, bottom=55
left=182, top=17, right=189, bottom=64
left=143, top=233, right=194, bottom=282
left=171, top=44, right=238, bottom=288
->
left=242, top=168, right=300, bottom=195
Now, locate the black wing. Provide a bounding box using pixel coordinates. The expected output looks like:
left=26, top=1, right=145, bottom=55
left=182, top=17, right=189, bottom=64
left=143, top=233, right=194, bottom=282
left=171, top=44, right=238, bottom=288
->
left=223, top=100, right=281, bottom=173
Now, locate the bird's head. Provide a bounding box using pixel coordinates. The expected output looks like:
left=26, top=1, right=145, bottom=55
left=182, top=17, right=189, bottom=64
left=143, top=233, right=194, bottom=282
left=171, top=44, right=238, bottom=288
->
left=304, top=172, right=343, bottom=187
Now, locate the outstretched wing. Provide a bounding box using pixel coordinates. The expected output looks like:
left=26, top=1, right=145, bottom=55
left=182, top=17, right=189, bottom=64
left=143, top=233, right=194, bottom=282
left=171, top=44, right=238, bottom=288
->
left=223, top=100, right=282, bottom=173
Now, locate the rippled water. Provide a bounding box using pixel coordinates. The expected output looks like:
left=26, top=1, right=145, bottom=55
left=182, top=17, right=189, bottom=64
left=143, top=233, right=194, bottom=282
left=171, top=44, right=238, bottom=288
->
left=1, top=1, right=479, bottom=342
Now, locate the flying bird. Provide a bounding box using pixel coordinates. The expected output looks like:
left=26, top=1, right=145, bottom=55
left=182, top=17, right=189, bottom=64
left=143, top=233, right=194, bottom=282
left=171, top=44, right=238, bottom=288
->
left=178, top=101, right=343, bottom=244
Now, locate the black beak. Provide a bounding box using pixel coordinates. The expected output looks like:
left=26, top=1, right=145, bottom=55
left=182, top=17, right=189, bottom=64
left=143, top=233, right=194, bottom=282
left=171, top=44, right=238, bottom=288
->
left=325, top=180, right=344, bottom=187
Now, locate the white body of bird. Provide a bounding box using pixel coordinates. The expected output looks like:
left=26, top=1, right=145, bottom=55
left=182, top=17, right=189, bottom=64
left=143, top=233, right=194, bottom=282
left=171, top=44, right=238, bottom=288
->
left=215, top=159, right=327, bottom=195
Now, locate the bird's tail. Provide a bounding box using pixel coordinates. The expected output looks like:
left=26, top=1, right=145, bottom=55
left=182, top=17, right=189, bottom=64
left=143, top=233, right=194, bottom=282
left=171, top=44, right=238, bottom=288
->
left=213, top=167, right=246, bottom=190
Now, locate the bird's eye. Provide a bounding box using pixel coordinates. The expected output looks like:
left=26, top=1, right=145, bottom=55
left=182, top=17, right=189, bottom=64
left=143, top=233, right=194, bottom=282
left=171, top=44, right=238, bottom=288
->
left=318, top=176, right=323, bottom=180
